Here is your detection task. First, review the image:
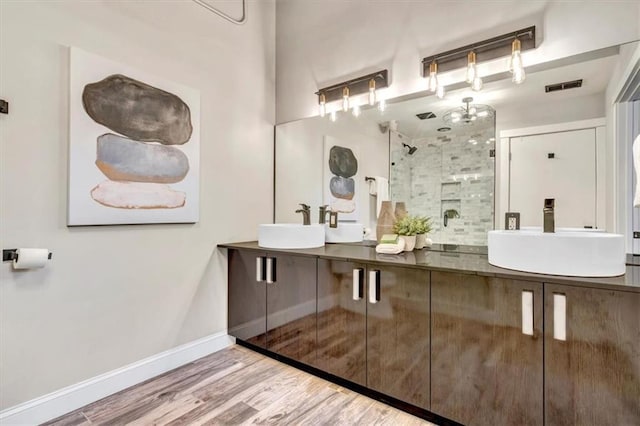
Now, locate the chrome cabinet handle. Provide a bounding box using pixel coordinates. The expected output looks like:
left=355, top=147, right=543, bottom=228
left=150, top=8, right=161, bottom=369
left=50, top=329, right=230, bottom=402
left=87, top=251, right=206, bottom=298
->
left=369, top=270, right=380, bottom=304
left=353, top=268, right=364, bottom=300
left=553, top=293, right=566, bottom=341
left=266, top=257, right=276, bottom=284
left=521, top=290, right=534, bottom=336
left=256, top=257, right=265, bottom=282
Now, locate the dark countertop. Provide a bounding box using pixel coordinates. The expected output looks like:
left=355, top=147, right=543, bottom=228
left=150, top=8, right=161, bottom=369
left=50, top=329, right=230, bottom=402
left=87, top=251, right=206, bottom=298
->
left=218, top=241, right=640, bottom=293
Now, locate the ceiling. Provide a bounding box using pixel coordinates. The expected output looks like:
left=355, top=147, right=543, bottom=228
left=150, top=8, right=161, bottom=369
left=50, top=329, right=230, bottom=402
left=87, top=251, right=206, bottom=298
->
left=360, top=53, right=619, bottom=139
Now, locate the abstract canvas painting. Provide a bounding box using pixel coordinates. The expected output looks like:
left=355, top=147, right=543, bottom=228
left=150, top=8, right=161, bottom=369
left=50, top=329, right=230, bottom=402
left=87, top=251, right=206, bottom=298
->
left=323, top=136, right=360, bottom=221
left=68, top=47, right=200, bottom=225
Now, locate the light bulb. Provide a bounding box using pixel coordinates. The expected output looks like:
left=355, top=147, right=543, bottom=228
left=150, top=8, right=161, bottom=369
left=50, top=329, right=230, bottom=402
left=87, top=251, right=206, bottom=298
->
left=330, top=110, right=337, bottom=122
left=466, top=51, right=477, bottom=84
left=436, top=84, right=445, bottom=99
left=352, top=104, right=361, bottom=117
left=368, top=79, right=376, bottom=106
left=428, top=61, right=438, bottom=92
left=471, top=76, right=483, bottom=91
left=512, top=66, right=526, bottom=84
left=509, top=38, right=526, bottom=83
left=342, top=86, right=350, bottom=112
left=509, top=38, right=523, bottom=73
left=378, top=98, right=386, bottom=112
left=318, top=93, right=326, bottom=117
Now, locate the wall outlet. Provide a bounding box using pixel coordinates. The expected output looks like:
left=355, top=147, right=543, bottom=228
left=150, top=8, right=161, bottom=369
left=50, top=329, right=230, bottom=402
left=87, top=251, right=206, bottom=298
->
left=505, top=212, right=520, bottom=230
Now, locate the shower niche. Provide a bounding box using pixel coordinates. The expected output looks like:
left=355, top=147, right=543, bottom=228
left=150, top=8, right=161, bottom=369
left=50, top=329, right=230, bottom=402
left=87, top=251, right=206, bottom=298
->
left=389, top=111, right=495, bottom=246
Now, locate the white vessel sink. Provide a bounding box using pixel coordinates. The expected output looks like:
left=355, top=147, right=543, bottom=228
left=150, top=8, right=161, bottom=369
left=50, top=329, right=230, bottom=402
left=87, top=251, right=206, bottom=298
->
left=488, top=230, right=625, bottom=277
left=325, top=223, right=364, bottom=243
left=258, top=224, right=325, bottom=249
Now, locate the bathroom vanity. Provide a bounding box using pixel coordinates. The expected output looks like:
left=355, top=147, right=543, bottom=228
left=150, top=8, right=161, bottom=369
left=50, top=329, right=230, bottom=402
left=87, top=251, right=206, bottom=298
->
left=219, top=242, right=640, bottom=425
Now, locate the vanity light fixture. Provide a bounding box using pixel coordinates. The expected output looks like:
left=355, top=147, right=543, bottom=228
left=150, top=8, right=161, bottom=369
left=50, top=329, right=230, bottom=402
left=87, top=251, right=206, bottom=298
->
left=428, top=61, right=439, bottom=93
left=422, top=26, right=535, bottom=91
left=342, top=87, right=350, bottom=112
left=509, top=38, right=526, bottom=84
left=466, top=51, right=477, bottom=83
left=318, top=92, right=326, bottom=117
left=368, top=79, right=377, bottom=105
left=315, top=70, right=389, bottom=118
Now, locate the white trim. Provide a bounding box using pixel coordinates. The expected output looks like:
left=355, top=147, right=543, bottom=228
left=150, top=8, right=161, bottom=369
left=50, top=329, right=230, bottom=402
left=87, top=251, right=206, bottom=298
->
left=499, top=118, right=606, bottom=139
left=0, top=332, right=234, bottom=425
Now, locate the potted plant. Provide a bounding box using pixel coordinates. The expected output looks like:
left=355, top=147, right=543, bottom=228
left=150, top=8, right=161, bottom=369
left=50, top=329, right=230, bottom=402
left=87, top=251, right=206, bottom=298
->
left=414, top=216, right=433, bottom=249
left=393, top=215, right=419, bottom=251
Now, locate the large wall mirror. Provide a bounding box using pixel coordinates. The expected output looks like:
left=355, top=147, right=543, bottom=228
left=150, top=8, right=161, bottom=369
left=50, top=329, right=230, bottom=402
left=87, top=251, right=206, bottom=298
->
left=275, top=39, right=640, bottom=247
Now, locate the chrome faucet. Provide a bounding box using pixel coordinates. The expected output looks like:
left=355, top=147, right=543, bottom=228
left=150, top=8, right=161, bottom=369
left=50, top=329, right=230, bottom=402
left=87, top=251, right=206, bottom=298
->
left=295, top=203, right=311, bottom=225
left=443, top=209, right=460, bottom=227
left=543, top=198, right=555, bottom=233
left=318, top=205, right=330, bottom=224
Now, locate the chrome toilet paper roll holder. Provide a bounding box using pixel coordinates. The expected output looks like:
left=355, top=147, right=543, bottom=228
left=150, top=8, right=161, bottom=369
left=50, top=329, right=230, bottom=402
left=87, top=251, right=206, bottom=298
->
left=2, top=249, right=53, bottom=262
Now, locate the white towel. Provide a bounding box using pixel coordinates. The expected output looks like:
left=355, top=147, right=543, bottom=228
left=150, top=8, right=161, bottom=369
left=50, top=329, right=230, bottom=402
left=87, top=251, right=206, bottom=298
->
left=370, top=176, right=389, bottom=217
left=635, top=135, right=640, bottom=207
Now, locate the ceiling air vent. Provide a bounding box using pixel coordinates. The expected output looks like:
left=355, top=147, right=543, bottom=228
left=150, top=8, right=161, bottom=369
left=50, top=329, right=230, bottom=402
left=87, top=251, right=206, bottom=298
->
left=545, top=79, right=583, bottom=93
left=416, top=112, right=436, bottom=120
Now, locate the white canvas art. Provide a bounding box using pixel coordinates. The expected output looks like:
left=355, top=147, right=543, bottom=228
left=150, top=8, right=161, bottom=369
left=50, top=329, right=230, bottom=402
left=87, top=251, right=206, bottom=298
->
left=323, top=135, right=360, bottom=221
left=68, top=47, right=200, bottom=225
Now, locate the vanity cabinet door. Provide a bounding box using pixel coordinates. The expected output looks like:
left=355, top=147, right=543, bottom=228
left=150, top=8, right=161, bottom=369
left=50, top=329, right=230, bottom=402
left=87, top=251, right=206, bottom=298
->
left=265, top=253, right=317, bottom=366
left=316, top=259, right=367, bottom=386
left=228, top=248, right=268, bottom=348
left=366, top=265, right=430, bottom=409
left=431, top=272, right=543, bottom=425
left=544, top=284, right=640, bottom=426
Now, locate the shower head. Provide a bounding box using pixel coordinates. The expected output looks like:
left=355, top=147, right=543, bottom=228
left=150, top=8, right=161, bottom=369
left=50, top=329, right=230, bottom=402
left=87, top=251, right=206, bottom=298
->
left=402, top=143, right=418, bottom=155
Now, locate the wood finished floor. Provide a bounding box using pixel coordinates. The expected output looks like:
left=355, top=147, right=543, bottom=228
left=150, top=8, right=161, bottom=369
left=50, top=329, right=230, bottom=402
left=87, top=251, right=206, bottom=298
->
left=44, top=345, right=433, bottom=426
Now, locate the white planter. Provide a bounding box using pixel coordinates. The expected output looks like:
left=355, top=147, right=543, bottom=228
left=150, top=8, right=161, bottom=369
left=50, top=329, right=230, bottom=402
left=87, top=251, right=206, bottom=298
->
left=400, top=235, right=416, bottom=251
left=415, top=234, right=426, bottom=249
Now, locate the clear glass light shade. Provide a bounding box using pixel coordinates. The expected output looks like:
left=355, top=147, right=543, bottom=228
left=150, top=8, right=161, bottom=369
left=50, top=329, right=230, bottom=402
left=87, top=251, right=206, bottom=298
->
left=352, top=104, right=361, bottom=117
left=342, top=96, right=349, bottom=112
left=330, top=110, right=337, bottom=122
left=429, top=72, right=438, bottom=92
left=471, top=76, right=483, bottom=91
left=512, top=66, right=526, bottom=84
left=319, top=102, right=326, bottom=117
left=509, top=50, right=523, bottom=73
left=369, top=88, right=376, bottom=105
left=466, top=63, right=477, bottom=84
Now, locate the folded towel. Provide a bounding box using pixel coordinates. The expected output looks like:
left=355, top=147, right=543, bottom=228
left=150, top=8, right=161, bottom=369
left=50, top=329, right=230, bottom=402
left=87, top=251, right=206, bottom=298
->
left=369, top=176, right=389, bottom=217
left=375, top=238, right=405, bottom=254
left=634, top=135, right=640, bottom=207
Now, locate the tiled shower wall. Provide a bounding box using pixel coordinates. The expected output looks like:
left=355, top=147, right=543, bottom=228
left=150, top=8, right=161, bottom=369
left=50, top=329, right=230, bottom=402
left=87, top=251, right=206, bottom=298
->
left=390, top=124, right=495, bottom=246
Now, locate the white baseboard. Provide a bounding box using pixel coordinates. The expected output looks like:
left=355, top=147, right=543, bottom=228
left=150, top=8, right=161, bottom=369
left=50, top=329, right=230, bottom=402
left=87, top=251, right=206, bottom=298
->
left=0, top=331, right=234, bottom=425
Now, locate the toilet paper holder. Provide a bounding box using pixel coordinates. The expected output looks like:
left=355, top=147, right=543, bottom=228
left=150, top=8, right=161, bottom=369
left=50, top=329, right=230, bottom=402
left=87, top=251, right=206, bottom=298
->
left=3, top=249, right=53, bottom=262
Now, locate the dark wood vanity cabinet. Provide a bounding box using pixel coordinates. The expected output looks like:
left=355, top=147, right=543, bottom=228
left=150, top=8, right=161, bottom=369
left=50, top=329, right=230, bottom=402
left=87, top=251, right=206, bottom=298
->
left=226, top=244, right=640, bottom=425
left=316, top=260, right=430, bottom=408
left=228, top=249, right=317, bottom=365
left=367, top=265, right=430, bottom=409
left=544, top=284, right=640, bottom=426
left=316, top=259, right=367, bottom=386
left=431, top=271, right=544, bottom=425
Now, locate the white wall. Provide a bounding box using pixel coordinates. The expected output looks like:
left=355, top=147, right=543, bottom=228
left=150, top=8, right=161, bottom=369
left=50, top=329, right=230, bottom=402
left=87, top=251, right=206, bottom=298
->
left=275, top=115, right=388, bottom=235
left=276, top=0, right=640, bottom=124
left=0, top=0, right=275, bottom=409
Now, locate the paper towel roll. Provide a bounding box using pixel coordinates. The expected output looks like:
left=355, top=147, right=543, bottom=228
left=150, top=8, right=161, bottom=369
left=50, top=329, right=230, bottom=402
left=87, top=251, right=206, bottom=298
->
left=13, top=248, right=49, bottom=269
